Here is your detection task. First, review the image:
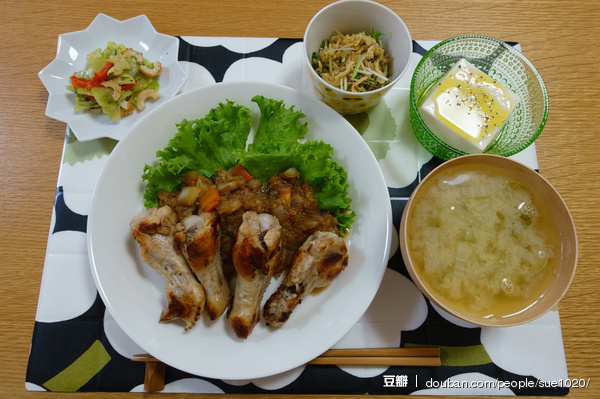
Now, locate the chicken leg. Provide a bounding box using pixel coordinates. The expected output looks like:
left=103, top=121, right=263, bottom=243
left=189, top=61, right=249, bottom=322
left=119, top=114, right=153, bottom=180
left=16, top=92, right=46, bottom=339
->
left=175, top=212, right=230, bottom=320
left=264, top=231, right=348, bottom=327
left=229, top=211, right=282, bottom=339
left=130, top=206, right=206, bottom=330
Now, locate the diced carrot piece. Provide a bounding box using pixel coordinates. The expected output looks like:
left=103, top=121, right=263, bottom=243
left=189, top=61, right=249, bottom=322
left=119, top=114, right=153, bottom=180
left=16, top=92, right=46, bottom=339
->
left=199, top=187, right=220, bottom=212
left=231, top=164, right=253, bottom=182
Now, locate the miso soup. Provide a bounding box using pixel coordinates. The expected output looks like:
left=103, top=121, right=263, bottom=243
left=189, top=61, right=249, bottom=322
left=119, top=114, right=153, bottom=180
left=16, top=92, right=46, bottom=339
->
left=407, top=163, right=561, bottom=321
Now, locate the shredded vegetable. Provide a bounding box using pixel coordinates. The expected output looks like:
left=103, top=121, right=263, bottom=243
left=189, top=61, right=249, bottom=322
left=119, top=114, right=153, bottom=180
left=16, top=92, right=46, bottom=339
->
left=311, top=29, right=392, bottom=92
left=66, top=41, right=162, bottom=120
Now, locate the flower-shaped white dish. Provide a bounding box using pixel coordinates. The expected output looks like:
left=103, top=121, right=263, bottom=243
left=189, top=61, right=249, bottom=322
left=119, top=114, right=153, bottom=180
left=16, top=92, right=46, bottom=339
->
left=39, top=13, right=187, bottom=142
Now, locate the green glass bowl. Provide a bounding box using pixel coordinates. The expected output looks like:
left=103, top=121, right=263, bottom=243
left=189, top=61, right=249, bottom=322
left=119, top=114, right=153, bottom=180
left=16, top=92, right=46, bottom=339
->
left=409, top=35, right=549, bottom=160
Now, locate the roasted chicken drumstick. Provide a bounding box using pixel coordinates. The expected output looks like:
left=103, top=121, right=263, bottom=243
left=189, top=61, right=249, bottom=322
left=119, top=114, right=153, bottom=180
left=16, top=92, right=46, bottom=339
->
left=229, top=211, right=282, bottom=339
left=130, top=206, right=206, bottom=330
left=264, top=231, right=348, bottom=327
left=175, top=212, right=230, bottom=320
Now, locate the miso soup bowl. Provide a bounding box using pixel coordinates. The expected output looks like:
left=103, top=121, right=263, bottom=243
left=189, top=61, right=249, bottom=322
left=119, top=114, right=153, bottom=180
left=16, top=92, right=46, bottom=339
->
left=399, top=154, right=577, bottom=327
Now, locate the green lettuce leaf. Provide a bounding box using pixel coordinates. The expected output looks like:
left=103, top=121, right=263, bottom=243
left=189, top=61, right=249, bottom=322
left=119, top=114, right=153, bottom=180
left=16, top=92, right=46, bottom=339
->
left=250, top=95, right=307, bottom=146
left=142, top=96, right=355, bottom=233
left=242, top=96, right=355, bottom=233
left=142, top=101, right=252, bottom=206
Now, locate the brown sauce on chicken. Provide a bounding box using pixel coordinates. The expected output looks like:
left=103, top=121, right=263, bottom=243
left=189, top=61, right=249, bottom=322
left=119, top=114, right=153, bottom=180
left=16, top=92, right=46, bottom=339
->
left=158, top=168, right=339, bottom=274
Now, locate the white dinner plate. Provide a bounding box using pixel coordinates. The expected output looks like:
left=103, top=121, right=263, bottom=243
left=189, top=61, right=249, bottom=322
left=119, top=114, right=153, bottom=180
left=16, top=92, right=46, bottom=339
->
left=87, top=81, right=392, bottom=379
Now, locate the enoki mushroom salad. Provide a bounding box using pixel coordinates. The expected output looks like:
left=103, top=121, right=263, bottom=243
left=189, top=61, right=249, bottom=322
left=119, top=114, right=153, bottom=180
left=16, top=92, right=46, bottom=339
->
left=311, top=29, right=392, bottom=92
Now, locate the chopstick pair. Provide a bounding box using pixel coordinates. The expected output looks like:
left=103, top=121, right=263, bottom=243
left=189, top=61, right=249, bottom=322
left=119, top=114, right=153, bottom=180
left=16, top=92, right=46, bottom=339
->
left=132, top=347, right=440, bottom=392
left=308, top=347, right=441, bottom=367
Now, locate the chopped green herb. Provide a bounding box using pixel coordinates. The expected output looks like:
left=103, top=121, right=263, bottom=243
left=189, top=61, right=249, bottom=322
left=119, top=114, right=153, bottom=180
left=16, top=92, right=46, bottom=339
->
left=370, top=28, right=383, bottom=46
left=351, top=56, right=363, bottom=80
left=311, top=51, right=318, bottom=66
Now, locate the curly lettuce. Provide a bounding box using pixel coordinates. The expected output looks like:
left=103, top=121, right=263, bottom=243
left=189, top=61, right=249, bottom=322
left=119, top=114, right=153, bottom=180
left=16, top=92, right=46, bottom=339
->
left=142, top=95, right=355, bottom=233
left=142, top=101, right=252, bottom=206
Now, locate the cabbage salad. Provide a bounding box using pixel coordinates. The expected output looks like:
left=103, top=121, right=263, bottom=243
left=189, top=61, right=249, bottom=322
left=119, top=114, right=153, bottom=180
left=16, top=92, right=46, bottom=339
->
left=67, top=41, right=162, bottom=120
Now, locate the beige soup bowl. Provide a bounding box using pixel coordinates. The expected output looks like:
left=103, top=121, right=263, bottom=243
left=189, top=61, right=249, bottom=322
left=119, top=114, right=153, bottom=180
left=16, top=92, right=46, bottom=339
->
left=400, top=154, right=577, bottom=327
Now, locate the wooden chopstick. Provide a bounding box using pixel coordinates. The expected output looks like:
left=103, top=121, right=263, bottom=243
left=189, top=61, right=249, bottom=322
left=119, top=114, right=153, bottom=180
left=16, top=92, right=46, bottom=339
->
left=132, top=354, right=163, bottom=363
left=318, top=347, right=440, bottom=358
left=309, top=347, right=441, bottom=367
left=309, top=356, right=440, bottom=367
left=133, top=353, right=166, bottom=392
left=143, top=361, right=166, bottom=392
left=132, top=346, right=441, bottom=392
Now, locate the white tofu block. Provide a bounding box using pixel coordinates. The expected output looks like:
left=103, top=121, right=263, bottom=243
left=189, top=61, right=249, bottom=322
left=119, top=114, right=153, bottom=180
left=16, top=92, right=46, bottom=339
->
left=418, top=59, right=520, bottom=154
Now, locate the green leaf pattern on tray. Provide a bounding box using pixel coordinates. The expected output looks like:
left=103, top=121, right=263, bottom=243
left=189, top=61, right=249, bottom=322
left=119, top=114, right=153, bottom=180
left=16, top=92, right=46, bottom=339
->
left=345, top=99, right=396, bottom=161
left=63, top=130, right=117, bottom=166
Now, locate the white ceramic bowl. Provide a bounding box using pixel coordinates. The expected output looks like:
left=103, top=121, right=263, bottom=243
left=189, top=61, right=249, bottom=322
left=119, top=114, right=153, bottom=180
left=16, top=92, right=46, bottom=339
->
left=303, top=0, right=412, bottom=114
left=39, top=14, right=188, bottom=142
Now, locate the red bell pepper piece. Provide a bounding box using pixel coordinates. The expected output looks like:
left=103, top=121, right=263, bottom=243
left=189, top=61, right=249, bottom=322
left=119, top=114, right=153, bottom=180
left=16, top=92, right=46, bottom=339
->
left=70, top=61, right=115, bottom=91
left=120, top=83, right=136, bottom=91
left=70, top=75, right=91, bottom=89
left=92, top=61, right=113, bottom=85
